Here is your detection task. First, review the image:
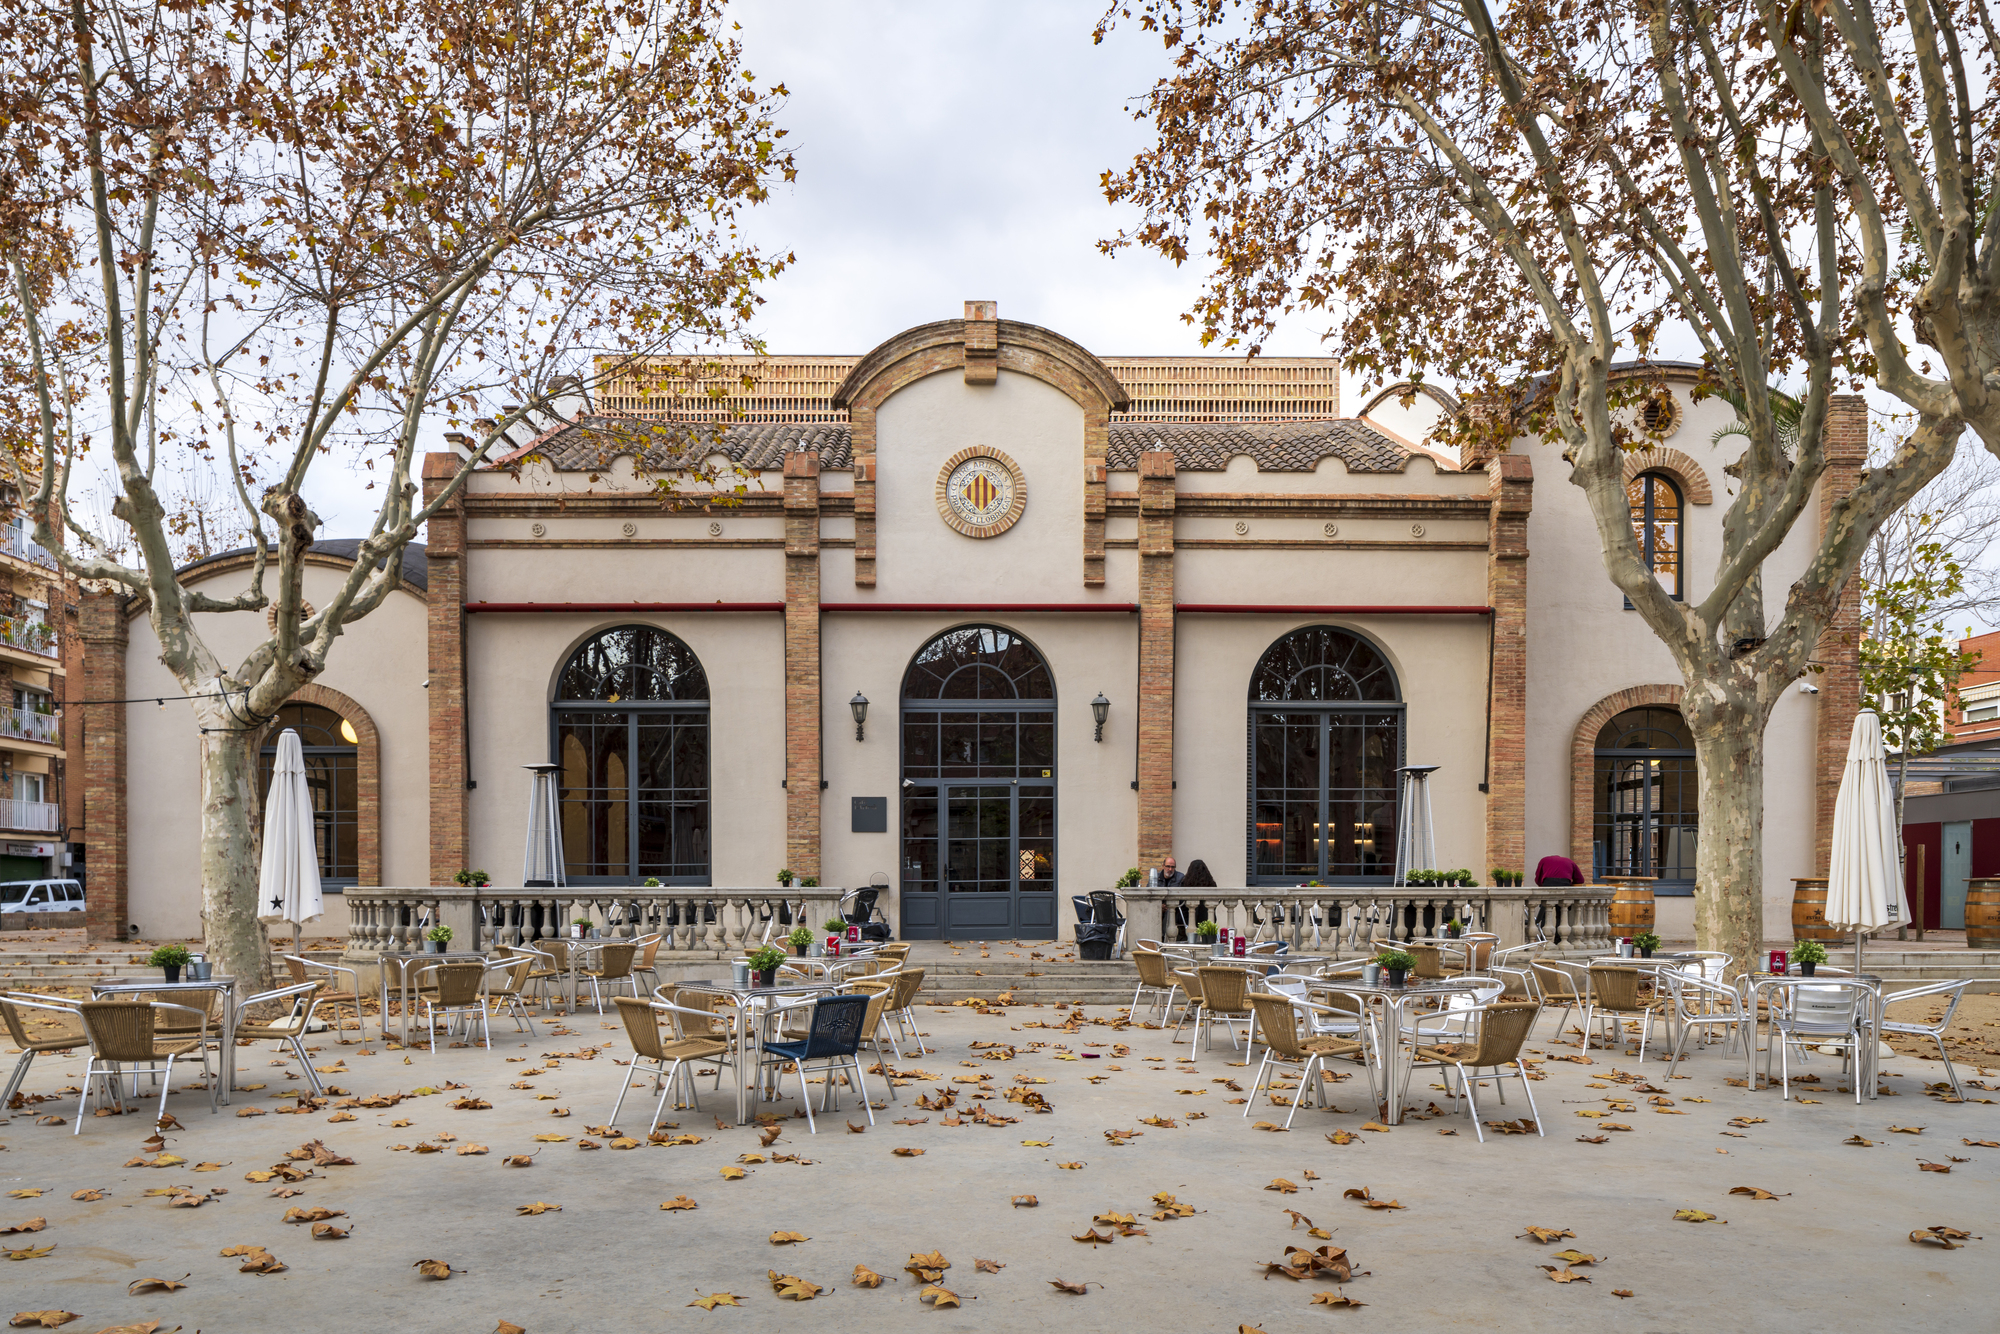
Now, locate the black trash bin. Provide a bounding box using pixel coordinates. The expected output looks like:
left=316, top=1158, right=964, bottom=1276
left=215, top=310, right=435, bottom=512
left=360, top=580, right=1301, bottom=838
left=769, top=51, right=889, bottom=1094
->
left=1075, top=922, right=1118, bottom=961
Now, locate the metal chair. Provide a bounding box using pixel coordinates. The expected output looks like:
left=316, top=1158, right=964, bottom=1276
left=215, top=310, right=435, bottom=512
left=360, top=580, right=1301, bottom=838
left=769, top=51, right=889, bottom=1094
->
left=1663, top=972, right=1749, bottom=1067
left=629, top=934, right=666, bottom=995
left=1530, top=960, right=1588, bottom=1040
left=482, top=955, right=541, bottom=1037
left=1400, top=975, right=1506, bottom=1048
left=1244, top=993, right=1370, bottom=1129
left=580, top=942, right=640, bottom=1014
left=1185, top=965, right=1254, bottom=1056
left=1403, top=999, right=1544, bottom=1142
left=0, top=992, right=86, bottom=1108
left=233, top=981, right=328, bottom=1095
left=759, top=994, right=875, bottom=1133
left=505, top=942, right=564, bottom=1012
left=1877, top=980, right=1978, bottom=1099
left=1582, top=965, right=1667, bottom=1059
left=659, top=986, right=741, bottom=1094
left=1128, top=949, right=1181, bottom=1023
left=412, top=962, right=490, bottom=1053
left=610, top=996, right=729, bottom=1128
left=1768, top=980, right=1870, bottom=1102
left=281, top=954, right=369, bottom=1039
left=73, top=999, right=216, bottom=1132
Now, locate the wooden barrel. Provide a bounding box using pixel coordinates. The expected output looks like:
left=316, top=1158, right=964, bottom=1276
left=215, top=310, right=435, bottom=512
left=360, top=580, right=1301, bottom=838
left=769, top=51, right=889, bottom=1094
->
left=1790, top=877, right=1843, bottom=942
left=1967, top=878, right=2000, bottom=949
left=1603, top=876, right=1656, bottom=938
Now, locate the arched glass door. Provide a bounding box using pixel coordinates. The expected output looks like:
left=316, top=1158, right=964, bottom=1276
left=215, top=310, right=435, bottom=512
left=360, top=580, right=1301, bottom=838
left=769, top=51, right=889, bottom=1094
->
left=1248, top=627, right=1403, bottom=884
left=899, top=626, right=1056, bottom=939
left=258, top=702, right=358, bottom=885
left=1593, top=706, right=1697, bottom=887
left=552, top=625, right=710, bottom=885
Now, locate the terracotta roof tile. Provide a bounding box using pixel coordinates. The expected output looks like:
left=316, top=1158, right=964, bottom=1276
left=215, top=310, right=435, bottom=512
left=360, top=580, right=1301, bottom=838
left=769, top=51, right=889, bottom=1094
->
left=506, top=418, right=853, bottom=471
left=1106, top=420, right=1422, bottom=472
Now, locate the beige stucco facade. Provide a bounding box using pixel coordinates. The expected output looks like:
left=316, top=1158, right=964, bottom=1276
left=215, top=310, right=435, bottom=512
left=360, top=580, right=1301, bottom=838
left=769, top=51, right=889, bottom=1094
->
left=90, top=306, right=1859, bottom=944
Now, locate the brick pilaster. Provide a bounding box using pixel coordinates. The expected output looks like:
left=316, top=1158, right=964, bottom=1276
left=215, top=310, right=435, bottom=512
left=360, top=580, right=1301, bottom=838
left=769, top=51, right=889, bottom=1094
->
left=79, top=590, right=127, bottom=942
left=1137, top=450, right=1176, bottom=870
left=1083, top=424, right=1108, bottom=587
left=1486, top=453, right=1532, bottom=879
left=423, top=453, right=469, bottom=883
left=850, top=406, right=877, bottom=586
left=784, top=449, right=823, bottom=878
left=1813, top=394, right=1868, bottom=875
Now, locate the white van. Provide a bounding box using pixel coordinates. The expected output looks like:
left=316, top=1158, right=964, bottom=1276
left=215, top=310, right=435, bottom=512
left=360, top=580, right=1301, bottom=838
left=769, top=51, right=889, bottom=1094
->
left=0, top=880, right=84, bottom=915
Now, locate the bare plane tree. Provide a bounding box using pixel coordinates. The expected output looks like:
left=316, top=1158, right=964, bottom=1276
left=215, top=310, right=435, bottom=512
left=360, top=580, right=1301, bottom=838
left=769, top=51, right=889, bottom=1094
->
left=0, top=0, right=794, bottom=982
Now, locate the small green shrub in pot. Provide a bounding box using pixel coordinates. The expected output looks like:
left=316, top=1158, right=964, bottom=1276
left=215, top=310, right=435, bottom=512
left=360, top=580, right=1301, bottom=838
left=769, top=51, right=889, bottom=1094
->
left=1193, top=919, right=1220, bottom=941
left=776, top=867, right=795, bottom=886
left=1792, top=939, right=1828, bottom=974
left=800, top=876, right=819, bottom=887
left=1635, top=931, right=1661, bottom=958
left=787, top=925, right=815, bottom=955
left=425, top=924, right=453, bottom=952
left=1116, top=867, right=1142, bottom=888
left=824, top=916, right=848, bottom=933
left=1374, top=949, right=1417, bottom=985
left=148, top=943, right=191, bottom=979
left=746, top=944, right=787, bottom=982
left=453, top=868, right=490, bottom=887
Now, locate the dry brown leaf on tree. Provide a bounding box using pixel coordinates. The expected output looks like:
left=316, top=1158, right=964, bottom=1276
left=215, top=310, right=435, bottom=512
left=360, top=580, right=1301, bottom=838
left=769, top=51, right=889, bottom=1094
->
left=851, top=1265, right=886, bottom=1288
left=1729, top=1187, right=1787, bottom=1200
left=7, top=1314, right=78, bottom=1329
left=688, top=1293, right=742, bottom=1310
left=126, top=1276, right=188, bottom=1295
left=768, top=1270, right=821, bottom=1301
left=919, top=1285, right=960, bottom=1308
left=1309, top=1291, right=1366, bottom=1308
left=412, top=1259, right=455, bottom=1280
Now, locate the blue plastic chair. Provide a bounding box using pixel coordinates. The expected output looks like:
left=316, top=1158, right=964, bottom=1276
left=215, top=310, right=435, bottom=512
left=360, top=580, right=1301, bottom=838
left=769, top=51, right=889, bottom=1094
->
left=760, top=993, right=874, bottom=1133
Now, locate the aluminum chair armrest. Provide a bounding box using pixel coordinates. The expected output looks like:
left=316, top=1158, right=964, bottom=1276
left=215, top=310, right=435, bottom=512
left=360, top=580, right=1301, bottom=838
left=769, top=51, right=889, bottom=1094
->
left=1, top=993, right=83, bottom=1016
left=235, top=980, right=322, bottom=1015
left=1880, top=979, right=1970, bottom=1003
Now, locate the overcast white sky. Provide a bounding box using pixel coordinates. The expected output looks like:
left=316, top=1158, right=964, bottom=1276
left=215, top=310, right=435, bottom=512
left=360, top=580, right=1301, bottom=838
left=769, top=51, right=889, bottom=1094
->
left=724, top=0, right=1324, bottom=360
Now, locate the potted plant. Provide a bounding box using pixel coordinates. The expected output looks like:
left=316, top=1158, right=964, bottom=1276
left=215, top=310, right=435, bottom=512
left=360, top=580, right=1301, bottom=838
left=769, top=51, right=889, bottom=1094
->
left=1116, top=867, right=1142, bottom=889
left=453, top=868, right=490, bottom=887
left=1192, top=919, right=1221, bottom=956
left=148, top=943, right=192, bottom=983
left=1375, top=949, right=1417, bottom=988
left=776, top=868, right=795, bottom=887
left=1635, top=931, right=1661, bottom=960
left=1793, top=939, right=1828, bottom=977
left=800, top=875, right=819, bottom=887
left=643, top=877, right=662, bottom=888
left=1443, top=917, right=1465, bottom=940
left=571, top=916, right=592, bottom=940
left=746, top=944, right=787, bottom=988
left=787, top=925, right=814, bottom=957
left=425, top=924, right=453, bottom=954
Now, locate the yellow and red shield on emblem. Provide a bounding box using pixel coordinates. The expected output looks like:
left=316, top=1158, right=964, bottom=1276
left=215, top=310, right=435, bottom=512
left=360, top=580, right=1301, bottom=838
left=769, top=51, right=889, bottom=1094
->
left=960, top=471, right=999, bottom=513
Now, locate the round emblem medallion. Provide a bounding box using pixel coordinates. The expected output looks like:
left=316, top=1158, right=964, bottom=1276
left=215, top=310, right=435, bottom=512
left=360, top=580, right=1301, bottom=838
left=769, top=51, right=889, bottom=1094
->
left=935, top=446, right=1026, bottom=538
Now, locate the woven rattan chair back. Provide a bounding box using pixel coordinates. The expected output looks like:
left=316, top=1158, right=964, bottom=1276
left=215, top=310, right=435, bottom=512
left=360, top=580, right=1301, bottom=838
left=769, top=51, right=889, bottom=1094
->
left=1196, top=966, right=1252, bottom=1016
left=1460, top=1001, right=1540, bottom=1067
left=540, top=939, right=574, bottom=971
left=0, top=997, right=82, bottom=1050
left=1410, top=943, right=1445, bottom=980
left=496, top=955, right=535, bottom=994
left=1177, top=969, right=1208, bottom=1005
left=283, top=957, right=309, bottom=986
left=431, top=963, right=486, bottom=1007
left=1532, top=963, right=1580, bottom=1000
left=613, top=996, right=668, bottom=1060
left=1314, top=988, right=1365, bottom=1018
left=1249, top=993, right=1309, bottom=1061
left=1462, top=936, right=1498, bottom=970
left=890, top=969, right=925, bottom=1011
left=876, top=943, right=911, bottom=966
left=591, top=943, right=637, bottom=979
left=78, top=1000, right=162, bottom=1062
left=860, top=988, right=891, bottom=1039
left=636, top=935, right=663, bottom=969
left=1588, top=966, right=1642, bottom=1011
left=1246, top=941, right=1284, bottom=957
left=1133, top=950, right=1172, bottom=989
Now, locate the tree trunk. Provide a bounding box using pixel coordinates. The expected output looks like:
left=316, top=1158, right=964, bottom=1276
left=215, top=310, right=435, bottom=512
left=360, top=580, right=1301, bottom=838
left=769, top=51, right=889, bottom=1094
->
left=198, top=720, right=272, bottom=991
left=1686, top=693, right=1767, bottom=976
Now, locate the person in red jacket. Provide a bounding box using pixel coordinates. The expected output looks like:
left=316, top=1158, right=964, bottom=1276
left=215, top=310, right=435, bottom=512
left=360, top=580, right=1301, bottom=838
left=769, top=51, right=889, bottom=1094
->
left=1535, top=854, right=1585, bottom=887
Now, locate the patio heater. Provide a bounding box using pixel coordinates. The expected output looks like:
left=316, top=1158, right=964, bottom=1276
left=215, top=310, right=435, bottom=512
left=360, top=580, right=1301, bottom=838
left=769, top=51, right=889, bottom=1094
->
left=521, top=763, right=565, bottom=945
left=1392, top=764, right=1440, bottom=887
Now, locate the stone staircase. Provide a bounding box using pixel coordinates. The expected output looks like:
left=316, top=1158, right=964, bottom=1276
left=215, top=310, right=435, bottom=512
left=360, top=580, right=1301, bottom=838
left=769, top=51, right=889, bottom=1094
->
left=913, top=957, right=1143, bottom=1008
left=0, top=951, right=161, bottom=989
left=1823, top=948, right=2000, bottom=983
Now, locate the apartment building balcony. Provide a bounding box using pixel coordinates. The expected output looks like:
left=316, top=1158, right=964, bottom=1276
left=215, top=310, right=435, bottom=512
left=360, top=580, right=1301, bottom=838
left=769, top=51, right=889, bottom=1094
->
left=0, top=705, right=59, bottom=750
left=0, top=615, right=58, bottom=671
left=0, top=798, right=61, bottom=834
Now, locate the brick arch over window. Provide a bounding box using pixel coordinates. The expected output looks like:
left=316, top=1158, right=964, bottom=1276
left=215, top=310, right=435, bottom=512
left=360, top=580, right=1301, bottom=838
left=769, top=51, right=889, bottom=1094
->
left=252, top=683, right=381, bottom=887
left=1570, top=684, right=1684, bottom=873
left=1622, top=448, right=1713, bottom=504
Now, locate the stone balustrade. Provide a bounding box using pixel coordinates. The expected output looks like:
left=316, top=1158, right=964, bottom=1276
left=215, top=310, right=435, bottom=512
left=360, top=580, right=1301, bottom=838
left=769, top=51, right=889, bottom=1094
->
left=341, top=886, right=856, bottom=959
left=1115, top=885, right=1614, bottom=956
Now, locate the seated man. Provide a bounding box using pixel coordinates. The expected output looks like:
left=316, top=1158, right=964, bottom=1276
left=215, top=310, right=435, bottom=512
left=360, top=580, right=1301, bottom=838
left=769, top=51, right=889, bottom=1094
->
left=1535, top=853, right=1585, bottom=887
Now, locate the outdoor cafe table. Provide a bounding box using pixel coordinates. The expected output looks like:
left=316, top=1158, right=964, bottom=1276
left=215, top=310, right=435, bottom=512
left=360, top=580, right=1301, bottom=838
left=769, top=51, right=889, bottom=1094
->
left=377, top=951, right=489, bottom=1046
left=1311, top=976, right=1493, bottom=1125
left=92, top=976, right=242, bottom=1105
left=675, top=977, right=844, bottom=1124
left=1740, top=971, right=1885, bottom=1100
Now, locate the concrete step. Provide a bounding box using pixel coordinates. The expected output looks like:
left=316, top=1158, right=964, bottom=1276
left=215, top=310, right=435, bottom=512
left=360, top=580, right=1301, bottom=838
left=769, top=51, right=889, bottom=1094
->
left=1823, top=949, right=2000, bottom=983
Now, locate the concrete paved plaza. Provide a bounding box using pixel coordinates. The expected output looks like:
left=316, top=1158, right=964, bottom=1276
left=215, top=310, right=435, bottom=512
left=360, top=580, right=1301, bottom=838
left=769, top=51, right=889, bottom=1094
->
left=2, top=995, right=1995, bottom=1332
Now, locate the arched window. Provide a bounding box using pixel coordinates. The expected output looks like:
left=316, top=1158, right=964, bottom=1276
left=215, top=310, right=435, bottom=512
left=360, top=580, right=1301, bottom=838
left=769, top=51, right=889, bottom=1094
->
left=1628, top=472, right=1682, bottom=598
left=899, top=626, right=1056, bottom=939
left=258, top=702, right=358, bottom=885
left=552, top=626, right=710, bottom=884
left=1248, top=627, right=1403, bottom=884
left=1593, top=706, right=1697, bottom=887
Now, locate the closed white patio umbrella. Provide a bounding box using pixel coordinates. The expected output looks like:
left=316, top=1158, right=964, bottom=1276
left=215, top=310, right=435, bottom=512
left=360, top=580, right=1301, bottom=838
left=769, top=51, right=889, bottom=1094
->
left=257, top=728, right=324, bottom=955
left=1825, top=710, right=1908, bottom=975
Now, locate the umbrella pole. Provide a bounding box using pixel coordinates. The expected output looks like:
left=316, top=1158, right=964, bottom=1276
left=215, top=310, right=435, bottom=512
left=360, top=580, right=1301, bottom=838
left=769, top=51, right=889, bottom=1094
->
left=292, top=923, right=301, bottom=957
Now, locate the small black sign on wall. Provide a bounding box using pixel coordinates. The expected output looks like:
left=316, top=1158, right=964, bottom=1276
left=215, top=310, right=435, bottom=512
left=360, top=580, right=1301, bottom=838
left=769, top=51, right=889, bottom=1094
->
left=851, top=796, right=888, bottom=833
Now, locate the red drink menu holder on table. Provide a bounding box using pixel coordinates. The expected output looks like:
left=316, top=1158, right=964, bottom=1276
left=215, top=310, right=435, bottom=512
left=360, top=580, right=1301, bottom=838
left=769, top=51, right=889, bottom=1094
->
left=1768, top=950, right=1788, bottom=976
